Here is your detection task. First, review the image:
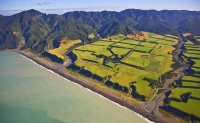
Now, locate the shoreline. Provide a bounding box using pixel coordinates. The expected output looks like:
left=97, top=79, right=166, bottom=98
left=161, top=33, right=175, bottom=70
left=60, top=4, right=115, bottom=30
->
left=5, top=50, right=169, bottom=123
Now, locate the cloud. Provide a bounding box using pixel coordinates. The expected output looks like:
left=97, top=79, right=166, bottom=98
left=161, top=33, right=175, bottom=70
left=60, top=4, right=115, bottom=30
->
left=35, top=2, right=51, bottom=6
left=43, top=2, right=51, bottom=5
left=36, top=3, right=42, bottom=6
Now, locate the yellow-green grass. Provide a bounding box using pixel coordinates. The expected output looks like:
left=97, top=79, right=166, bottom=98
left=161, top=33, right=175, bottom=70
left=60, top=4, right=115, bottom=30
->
left=158, top=55, right=173, bottom=74
left=135, top=75, right=153, bottom=96
left=185, top=45, right=200, bottom=48
left=185, top=40, right=193, bottom=45
left=73, top=50, right=103, bottom=64
left=192, top=67, right=200, bottom=72
left=183, top=33, right=191, bottom=37
left=185, top=50, right=200, bottom=54
left=48, top=39, right=81, bottom=60
left=146, top=73, right=160, bottom=80
left=75, top=44, right=105, bottom=52
left=146, top=34, right=177, bottom=45
left=77, top=40, right=114, bottom=57
left=111, top=47, right=130, bottom=56
left=110, top=65, right=150, bottom=87
left=123, top=56, right=150, bottom=67
left=147, top=33, right=178, bottom=43
left=93, top=49, right=113, bottom=57
left=129, top=51, right=150, bottom=58
left=106, top=61, right=116, bottom=68
left=74, top=58, right=116, bottom=78
left=88, top=33, right=95, bottom=39
left=182, top=76, right=200, bottom=82
left=154, top=55, right=165, bottom=61
left=165, top=34, right=179, bottom=39
left=170, top=88, right=200, bottom=99
left=147, top=32, right=157, bottom=37
left=92, top=40, right=115, bottom=46
left=185, top=47, right=200, bottom=51
left=119, top=39, right=140, bottom=45
left=69, top=33, right=177, bottom=101
left=102, top=34, right=126, bottom=42
left=151, top=44, right=173, bottom=55
left=135, top=46, right=153, bottom=53
left=182, top=81, right=200, bottom=87
left=111, top=42, right=136, bottom=49
left=192, top=60, right=200, bottom=68
left=170, top=99, right=200, bottom=117
left=140, top=42, right=157, bottom=48
left=83, top=63, right=116, bottom=77
left=156, top=39, right=177, bottom=45
left=163, top=37, right=178, bottom=42
left=145, top=37, right=159, bottom=42
left=150, top=34, right=166, bottom=39
left=184, top=52, right=199, bottom=58
left=123, top=52, right=150, bottom=67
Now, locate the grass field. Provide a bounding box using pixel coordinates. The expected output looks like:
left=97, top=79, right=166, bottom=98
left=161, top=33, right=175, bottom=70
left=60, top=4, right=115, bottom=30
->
left=135, top=75, right=156, bottom=96
left=123, top=52, right=150, bottom=67
left=166, top=38, right=200, bottom=118
left=76, top=44, right=105, bottom=52
left=68, top=32, right=176, bottom=101
left=183, top=33, right=191, bottom=37
left=171, top=99, right=200, bottom=117
left=73, top=50, right=103, bottom=64
left=165, top=34, right=179, bottom=39
left=110, top=65, right=150, bottom=87
left=140, top=42, right=157, bottom=48
left=88, top=33, right=95, bottom=39
left=111, top=47, right=130, bottom=56
left=102, top=34, right=126, bottom=42
left=135, top=46, right=153, bottom=53
left=111, top=42, right=136, bottom=49
left=119, top=39, right=140, bottom=45
left=48, top=38, right=81, bottom=60
left=92, top=40, right=114, bottom=46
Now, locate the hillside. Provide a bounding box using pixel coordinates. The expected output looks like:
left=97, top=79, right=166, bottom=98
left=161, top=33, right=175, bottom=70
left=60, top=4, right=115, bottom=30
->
left=0, top=10, right=100, bottom=52
left=0, top=9, right=200, bottom=52
left=98, top=20, right=141, bottom=38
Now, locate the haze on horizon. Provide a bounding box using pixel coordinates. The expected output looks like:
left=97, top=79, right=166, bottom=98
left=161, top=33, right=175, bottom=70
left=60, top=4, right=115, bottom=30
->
left=0, top=0, right=200, bottom=15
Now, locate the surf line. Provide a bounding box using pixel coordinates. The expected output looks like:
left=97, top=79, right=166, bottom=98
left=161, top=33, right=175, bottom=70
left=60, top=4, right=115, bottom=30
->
left=19, top=53, right=154, bottom=123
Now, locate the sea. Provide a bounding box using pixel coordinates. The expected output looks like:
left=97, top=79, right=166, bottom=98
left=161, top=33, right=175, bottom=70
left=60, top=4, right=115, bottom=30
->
left=0, top=52, right=149, bottom=123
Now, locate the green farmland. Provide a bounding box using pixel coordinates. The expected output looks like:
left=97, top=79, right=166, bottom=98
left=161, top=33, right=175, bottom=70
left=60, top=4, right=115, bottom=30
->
left=67, top=33, right=178, bottom=101
left=165, top=37, right=200, bottom=119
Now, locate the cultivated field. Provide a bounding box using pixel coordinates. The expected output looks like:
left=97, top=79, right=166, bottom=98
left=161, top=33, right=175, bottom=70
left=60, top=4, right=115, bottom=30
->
left=167, top=37, right=200, bottom=119
left=67, top=33, right=178, bottom=101
left=47, top=38, right=81, bottom=61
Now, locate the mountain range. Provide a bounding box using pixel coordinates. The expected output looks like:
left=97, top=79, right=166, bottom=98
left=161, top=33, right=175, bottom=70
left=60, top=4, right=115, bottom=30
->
left=0, top=9, right=200, bottom=52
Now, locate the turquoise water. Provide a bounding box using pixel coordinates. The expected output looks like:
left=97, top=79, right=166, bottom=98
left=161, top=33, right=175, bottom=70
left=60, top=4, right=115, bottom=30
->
left=0, top=52, right=148, bottom=123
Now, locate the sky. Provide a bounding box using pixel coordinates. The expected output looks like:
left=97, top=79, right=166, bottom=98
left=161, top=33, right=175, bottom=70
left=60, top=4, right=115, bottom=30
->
left=0, top=0, right=200, bottom=15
